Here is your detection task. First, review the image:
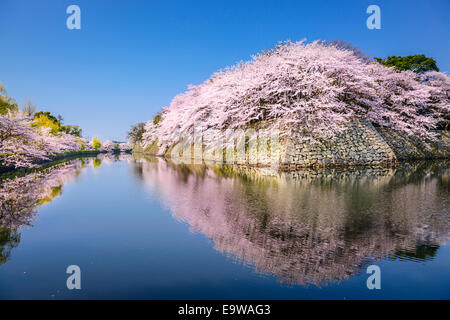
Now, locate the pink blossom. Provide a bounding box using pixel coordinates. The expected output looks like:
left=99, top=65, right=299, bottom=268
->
left=142, top=40, right=450, bottom=150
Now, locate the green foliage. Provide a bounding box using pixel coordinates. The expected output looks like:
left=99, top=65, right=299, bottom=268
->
left=0, top=227, right=21, bottom=266
left=0, top=83, right=18, bottom=115
left=33, top=111, right=82, bottom=137
left=39, top=185, right=64, bottom=204
left=93, top=158, right=102, bottom=168
left=77, top=139, right=86, bottom=150
left=32, top=111, right=61, bottom=134
left=61, top=125, right=82, bottom=137
left=375, top=54, right=439, bottom=73
left=33, top=111, right=61, bottom=125
left=32, top=115, right=61, bottom=134
left=127, top=122, right=145, bottom=144
left=92, top=137, right=101, bottom=150
left=153, top=112, right=162, bottom=125
left=144, top=140, right=159, bottom=154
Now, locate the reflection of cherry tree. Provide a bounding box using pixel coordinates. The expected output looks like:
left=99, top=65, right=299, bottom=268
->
left=0, top=159, right=88, bottom=229
left=138, top=158, right=449, bottom=286
left=99, top=141, right=132, bottom=153
left=96, top=153, right=133, bottom=164
left=0, top=227, right=20, bottom=265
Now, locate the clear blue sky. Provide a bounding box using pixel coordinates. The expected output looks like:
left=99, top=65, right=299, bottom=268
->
left=0, top=0, right=449, bottom=141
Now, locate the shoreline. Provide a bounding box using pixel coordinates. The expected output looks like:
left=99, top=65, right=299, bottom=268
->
left=0, top=150, right=131, bottom=181
left=132, top=151, right=449, bottom=172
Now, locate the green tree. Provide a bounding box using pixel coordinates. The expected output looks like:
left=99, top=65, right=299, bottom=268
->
left=127, top=122, right=146, bottom=144
left=32, top=111, right=83, bottom=137
left=70, top=125, right=82, bottom=137
left=33, top=111, right=61, bottom=125
left=153, top=112, right=162, bottom=125
left=92, top=137, right=101, bottom=150
left=61, top=125, right=82, bottom=137
left=375, top=54, right=439, bottom=73
left=0, top=83, right=18, bottom=115
left=32, top=114, right=61, bottom=134
left=77, top=138, right=86, bottom=150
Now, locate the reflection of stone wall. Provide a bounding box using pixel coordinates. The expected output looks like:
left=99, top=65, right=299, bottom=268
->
left=137, top=158, right=450, bottom=287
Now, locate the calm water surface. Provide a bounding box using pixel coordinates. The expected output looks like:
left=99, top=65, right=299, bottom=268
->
left=0, top=154, right=449, bottom=299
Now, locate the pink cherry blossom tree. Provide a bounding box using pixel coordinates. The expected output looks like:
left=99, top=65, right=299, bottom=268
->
left=99, top=140, right=115, bottom=152
left=1, top=112, right=89, bottom=168
left=142, top=40, right=450, bottom=150
left=118, top=142, right=132, bottom=152
left=0, top=113, right=50, bottom=168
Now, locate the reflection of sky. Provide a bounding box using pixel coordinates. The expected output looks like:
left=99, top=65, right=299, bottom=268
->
left=0, top=158, right=449, bottom=299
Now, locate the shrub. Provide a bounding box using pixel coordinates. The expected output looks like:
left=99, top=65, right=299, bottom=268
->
left=32, top=115, right=60, bottom=134
left=92, top=137, right=101, bottom=150
left=153, top=113, right=162, bottom=125
left=375, top=54, right=439, bottom=73
left=0, top=83, right=18, bottom=115
left=77, top=139, right=86, bottom=151
left=127, top=122, right=146, bottom=144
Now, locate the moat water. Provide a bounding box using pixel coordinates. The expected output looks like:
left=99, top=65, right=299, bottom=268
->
left=0, top=155, right=449, bottom=299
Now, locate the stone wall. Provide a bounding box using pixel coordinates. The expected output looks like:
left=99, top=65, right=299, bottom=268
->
left=280, top=121, right=397, bottom=169
left=136, top=121, right=449, bottom=170
left=378, top=128, right=450, bottom=160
